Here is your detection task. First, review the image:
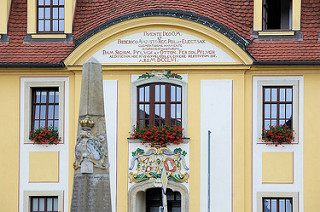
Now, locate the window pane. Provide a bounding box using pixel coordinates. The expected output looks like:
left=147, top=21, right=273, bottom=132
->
left=271, top=104, right=277, bottom=118
left=38, top=0, right=44, bottom=5
left=48, top=120, right=54, bottom=127
left=38, top=8, right=44, bottom=19
left=145, top=86, right=149, bottom=102
left=53, top=8, right=58, bottom=19
left=139, top=104, right=144, bottom=119
left=53, top=20, right=58, bottom=31
left=286, top=88, right=292, bottom=101
left=177, top=104, right=181, bottom=118
left=40, top=105, right=46, bottom=119
left=38, top=20, right=44, bottom=31
left=264, top=104, right=270, bottom=118
left=35, top=91, right=41, bottom=103
left=40, top=120, right=46, bottom=128
left=54, top=105, right=59, bottom=119
left=53, top=0, right=58, bottom=5
left=271, top=88, right=277, bottom=101
left=34, top=120, right=40, bottom=129
left=176, top=192, right=181, bottom=200
left=264, top=88, right=270, bottom=101
left=145, top=105, right=149, bottom=118
left=171, top=86, right=176, bottom=101
left=161, top=104, right=165, bottom=119
left=271, top=120, right=277, bottom=127
left=41, top=91, right=47, bottom=103
left=39, top=198, right=45, bottom=211
left=55, top=91, right=59, bottom=103
left=32, top=198, right=39, bottom=211
left=35, top=105, right=40, bottom=119
left=286, top=104, right=292, bottom=119
left=53, top=197, right=58, bottom=211
left=45, top=0, right=50, bottom=5
left=172, top=208, right=181, bottom=212
left=286, top=199, right=292, bottom=212
left=161, top=85, right=165, bottom=102
left=45, top=20, right=51, bottom=31
left=59, top=20, right=64, bottom=31
left=54, top=120, right=59, bottom=130
left=280, top=104, right=285, bottom=118
left=48, top=105, right=54, bottom=119
left=171, top=104, right=176, bottom=119
left=271, top=199, right=278, bottom=212
left=47, top=198, right=53, bottom=211
left=49, top=91, right=55, bottom=103
left=279, top=199, right=285, bottom=212
left=155, top=104, right=160, bottom=116
left=279, top=120, right=285, bottom=125
left=59, top=8, right=64, bottom=19
left=264, top=120, right=270, bottom=129
left=155, top=85, right=159, bottom=101
left=45, top=8, right=51, bottom=19
left=139, top=87, right=144, bottom=102
left=280, top=88, right=285, bottom=101
left=59, top=0, right=64, bottom=5
left=264, top=199, right=270, bottom=212
left=177, top=87, right=181, bottom=101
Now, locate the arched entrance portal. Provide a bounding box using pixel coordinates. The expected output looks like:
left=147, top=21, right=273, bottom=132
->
left=128, top=180, right=189, bottom=212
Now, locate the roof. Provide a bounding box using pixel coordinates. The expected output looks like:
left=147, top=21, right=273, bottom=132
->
left=0, top=0, right=319, bottom=66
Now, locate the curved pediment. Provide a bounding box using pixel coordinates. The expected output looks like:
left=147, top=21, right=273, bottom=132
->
left=65, top=16, right=253, bottom=66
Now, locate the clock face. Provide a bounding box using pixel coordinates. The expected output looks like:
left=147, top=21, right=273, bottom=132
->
left=86, top=139, right=103, bottom=161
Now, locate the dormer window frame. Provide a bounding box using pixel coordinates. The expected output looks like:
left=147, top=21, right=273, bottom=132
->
left=253, top=0, right=301, bottom=36
left=37, top=0, right=65, bottom=34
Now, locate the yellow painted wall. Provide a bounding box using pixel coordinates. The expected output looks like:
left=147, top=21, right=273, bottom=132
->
left=262, top=152, right=293, bottom=184
left=2, top=67, right=320, bottom=212
left=0, top=75, right=19, bottom=212
left=303, top=74, right=320, bottom=211
left=29, top=151, right=59, bottom=182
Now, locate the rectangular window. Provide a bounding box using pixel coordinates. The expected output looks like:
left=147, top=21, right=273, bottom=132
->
left=263, top=86, right=293, bottom=130
left=137, top=83, right=182, bottom=127
left=263, top=197, right=293, bottom=212
left=263, top=0, right=292, bottom=30
left=31, top=87, right=59, bottom=131
left=30, top=196, right=58, bottom=212
left=37, top=0, right=64, bottom=33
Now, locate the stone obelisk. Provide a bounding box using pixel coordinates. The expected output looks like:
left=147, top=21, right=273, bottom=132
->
left=71, top=57, right=112, bottom=212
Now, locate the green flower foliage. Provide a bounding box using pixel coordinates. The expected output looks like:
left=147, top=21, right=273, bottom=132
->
left=261, top=124, right=294, bottom=146
left=29, top=126, right=61, bottom=145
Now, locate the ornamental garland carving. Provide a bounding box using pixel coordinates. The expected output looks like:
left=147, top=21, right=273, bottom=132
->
left=128, top=146, right=189, bottom=184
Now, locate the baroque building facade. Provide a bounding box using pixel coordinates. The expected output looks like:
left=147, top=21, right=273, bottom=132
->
left=0, top=0, right=320, bottom=211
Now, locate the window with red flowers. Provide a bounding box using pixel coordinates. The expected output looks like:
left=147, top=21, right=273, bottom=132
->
left=137, top=83, right=182, bottom=127
left=31, top=87, right=59, bottom=131
left=37, top=0, right=64, bottom=33
left=263, top=86, right=293, bottom=130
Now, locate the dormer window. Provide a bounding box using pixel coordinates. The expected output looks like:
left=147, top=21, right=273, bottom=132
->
left=263, top=0, right=292, bottom=30
left=37, top=0, right=64, bottom=33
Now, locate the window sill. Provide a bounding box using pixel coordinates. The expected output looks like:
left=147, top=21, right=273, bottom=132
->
left=23, top=33, right=73, bottom=42
left=258, top=30, right=295, bottom=36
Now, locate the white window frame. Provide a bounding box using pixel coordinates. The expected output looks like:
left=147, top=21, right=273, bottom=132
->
left=257, top=192, right=298, bottom=212
left=23, top=190, right=63, bottom=212
left=23, top=79, right=65, bottom=144
left=130, top=75, right=188, bottom=136
left=255, top=77, right=301, bottom=144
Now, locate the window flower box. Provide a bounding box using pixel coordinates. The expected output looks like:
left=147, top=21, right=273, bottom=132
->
left=29, top=126, right=61, bottom=145
left=261, top=124, right=294, bottom=146
left=129, top=123, right=187, bottom=146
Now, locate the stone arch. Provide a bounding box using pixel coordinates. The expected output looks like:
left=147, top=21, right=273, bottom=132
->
left=128, top=180, right=189, bottom=212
